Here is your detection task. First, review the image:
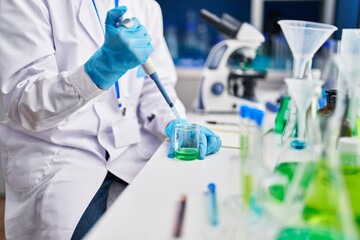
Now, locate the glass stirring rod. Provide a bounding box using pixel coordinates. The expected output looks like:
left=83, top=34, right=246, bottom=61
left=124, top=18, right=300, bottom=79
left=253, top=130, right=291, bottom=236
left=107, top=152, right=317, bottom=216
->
left=116, top=18, right=182, bottom=120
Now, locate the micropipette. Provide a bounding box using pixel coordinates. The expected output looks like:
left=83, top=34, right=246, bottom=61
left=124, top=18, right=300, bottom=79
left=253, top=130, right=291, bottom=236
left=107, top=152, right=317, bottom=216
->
left=116, top=18, right=181, bottom=120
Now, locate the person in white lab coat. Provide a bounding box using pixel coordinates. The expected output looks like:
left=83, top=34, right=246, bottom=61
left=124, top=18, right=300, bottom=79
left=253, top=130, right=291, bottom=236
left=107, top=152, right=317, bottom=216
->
left=0, top=0, right=221, bottom=239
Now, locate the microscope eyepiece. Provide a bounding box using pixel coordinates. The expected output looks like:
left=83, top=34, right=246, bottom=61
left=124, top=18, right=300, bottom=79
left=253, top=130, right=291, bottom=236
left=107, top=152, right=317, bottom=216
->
left=200, top=9, right=241, bottom=39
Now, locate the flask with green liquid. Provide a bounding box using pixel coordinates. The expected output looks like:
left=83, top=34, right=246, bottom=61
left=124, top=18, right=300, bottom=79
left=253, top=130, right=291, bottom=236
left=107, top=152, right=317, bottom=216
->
left=275, top=149, right=359, bottom=240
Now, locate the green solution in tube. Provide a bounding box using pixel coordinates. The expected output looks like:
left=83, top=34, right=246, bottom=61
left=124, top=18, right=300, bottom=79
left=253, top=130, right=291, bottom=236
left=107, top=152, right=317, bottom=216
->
left=241, top=170, right=252, bottom=207
left=175, top=148, right=199, bottom=161
left=276, top=158, right=355, bottom=240
left=240, top=135, right=249, bottom=160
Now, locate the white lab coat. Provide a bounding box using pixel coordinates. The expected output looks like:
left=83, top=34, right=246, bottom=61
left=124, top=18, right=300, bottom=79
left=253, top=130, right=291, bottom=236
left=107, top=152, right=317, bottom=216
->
left=0, top=0, right=185, bottom=239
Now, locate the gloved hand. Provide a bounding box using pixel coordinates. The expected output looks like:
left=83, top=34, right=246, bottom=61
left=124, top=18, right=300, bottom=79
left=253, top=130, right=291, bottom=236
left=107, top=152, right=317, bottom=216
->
left=165, top=119, right=222, bottom=160
left=85, top=6, right=154, bottom=90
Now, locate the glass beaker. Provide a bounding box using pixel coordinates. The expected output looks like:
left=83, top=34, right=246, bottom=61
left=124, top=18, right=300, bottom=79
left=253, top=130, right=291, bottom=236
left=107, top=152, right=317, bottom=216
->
left=174, top=123, right=200, bottom=160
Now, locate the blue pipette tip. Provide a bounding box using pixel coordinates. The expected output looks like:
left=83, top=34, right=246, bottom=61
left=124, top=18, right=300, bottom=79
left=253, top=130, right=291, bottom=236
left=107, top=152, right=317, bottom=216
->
left=291, top=139, right=306, bottom=149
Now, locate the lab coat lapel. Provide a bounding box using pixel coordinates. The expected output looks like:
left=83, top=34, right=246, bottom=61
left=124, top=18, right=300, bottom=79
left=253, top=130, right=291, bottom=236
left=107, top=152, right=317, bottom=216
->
left=78, top=0, right=104, bottom=47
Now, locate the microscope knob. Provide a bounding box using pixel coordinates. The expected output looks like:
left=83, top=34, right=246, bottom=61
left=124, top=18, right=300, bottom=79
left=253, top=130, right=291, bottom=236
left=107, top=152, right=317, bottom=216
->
left=211, top=82, right=224, bottom=96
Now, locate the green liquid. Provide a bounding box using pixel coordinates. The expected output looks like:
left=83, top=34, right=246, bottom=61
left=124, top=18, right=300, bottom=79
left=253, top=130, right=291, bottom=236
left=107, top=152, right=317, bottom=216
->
left=277, top=227, right=345, bottom=240
left=341, top=165, right=360, bottom=234
left=275, top=159, right=360, bottom=239
left=240, top=135, right=248, bottom=160
left=269, top=162, right=316, bottom=202
left=275, top=96, right=291, bottom=134
left=175, top=148, right=199, bottom=160
left=241, top=172, right=252, bottom=207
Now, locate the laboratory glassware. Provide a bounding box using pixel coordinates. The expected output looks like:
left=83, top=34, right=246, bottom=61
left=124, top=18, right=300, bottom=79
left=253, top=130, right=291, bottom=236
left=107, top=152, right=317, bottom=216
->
left=275, top=155, right=359, bottom=240
left=266, top=77, right=321, bottom=213
left=274, top=74, right=360, bottom=240
left=174, top=123, right=200, bottom=160
left=277, top=20, right=337, bottom=145
left=274, top=110, right=359, bottom=239
left=278, top=20, right=338, bottom=80
left=334, top=29, right=360, bottom=137
left=285, top=78, right=321, bottom=148
left=328, top=29, right=360, bottom=235
left=317, top=89, right=337, bottom=117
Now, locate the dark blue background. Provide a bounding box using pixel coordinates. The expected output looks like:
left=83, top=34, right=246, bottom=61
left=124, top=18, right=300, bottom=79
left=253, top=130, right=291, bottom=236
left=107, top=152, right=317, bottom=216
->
left=156, top=0, right=360, bottom=40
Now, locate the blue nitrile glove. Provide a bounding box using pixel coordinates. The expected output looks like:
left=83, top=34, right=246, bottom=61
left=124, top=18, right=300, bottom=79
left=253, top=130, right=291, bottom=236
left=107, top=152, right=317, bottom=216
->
left=165, top=119, right=222, bottom=160
left=85, top=6, right=154, bottom=90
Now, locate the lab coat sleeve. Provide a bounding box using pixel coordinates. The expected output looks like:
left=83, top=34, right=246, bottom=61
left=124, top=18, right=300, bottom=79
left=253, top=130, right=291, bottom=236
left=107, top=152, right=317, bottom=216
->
left=0, top=1, right=103, bottom=132
left=137, top=1, right=186, bottom=139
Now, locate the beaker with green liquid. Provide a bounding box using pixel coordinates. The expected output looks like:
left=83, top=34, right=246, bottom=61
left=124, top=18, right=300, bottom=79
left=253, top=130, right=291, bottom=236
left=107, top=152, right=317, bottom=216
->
left=174, top=123, right=200, bottom=160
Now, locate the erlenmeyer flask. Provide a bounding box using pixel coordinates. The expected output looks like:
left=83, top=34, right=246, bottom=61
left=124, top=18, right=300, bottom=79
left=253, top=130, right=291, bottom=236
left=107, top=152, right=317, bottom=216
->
left=274, top=85, right=359, bottom=240
left=276, top=160, right=359, bottom=239
left=274, top=135, right=359, bottom=240
left=266, top=82, right=329, bottom=225
left=266, top=134, right=319, bottom=209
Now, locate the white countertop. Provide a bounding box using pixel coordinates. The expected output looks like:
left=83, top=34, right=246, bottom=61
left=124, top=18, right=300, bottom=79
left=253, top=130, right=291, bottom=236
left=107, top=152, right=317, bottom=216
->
left=85, top=142, right=241, bottom=240
left=84, top=110, right=279, bottom=240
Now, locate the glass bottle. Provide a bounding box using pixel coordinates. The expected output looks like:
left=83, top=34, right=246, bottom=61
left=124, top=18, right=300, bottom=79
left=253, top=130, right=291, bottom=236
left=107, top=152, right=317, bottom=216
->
left=317, top=89, right=337, bottom=117
left=317, top=89, right=337, bottom=135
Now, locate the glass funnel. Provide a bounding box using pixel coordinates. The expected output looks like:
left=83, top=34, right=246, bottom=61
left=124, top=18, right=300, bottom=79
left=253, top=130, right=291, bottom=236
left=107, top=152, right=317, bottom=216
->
left=278, top=20, right=338, bottom=79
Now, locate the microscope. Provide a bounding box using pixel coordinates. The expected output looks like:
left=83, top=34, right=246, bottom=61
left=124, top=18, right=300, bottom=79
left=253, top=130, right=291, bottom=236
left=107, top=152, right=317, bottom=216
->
left=196, top=9, right=267, bottom=113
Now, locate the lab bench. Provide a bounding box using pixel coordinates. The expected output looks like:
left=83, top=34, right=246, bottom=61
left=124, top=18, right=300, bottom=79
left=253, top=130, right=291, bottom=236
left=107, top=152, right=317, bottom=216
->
left=84, top=111, right=277, bottom=240
left=84, top=136, right=241, bottom=239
